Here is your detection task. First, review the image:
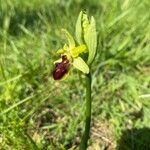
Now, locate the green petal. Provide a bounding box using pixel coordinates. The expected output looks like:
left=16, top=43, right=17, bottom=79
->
left=70, top=44, right=87, bottom=57
left=57, top=44, right=69, bottom=54
left=73, top=57, right=89, bottom=74
left=61, top=29, right=75, bottom=49
left=57, top=48, right=65, bottom=54
left=63, top=44, right=69, bottom=50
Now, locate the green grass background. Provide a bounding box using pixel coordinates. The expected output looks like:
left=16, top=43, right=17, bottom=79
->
left=0, top=0, right=150, bottom=149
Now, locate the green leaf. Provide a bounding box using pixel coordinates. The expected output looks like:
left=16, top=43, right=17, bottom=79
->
left=75, top=11, right=83, bottom=44
left=73, top=57, right=89, bottom=74
left=84, top=16, right=97, bottom=65
left=70, top=44, right=87, bottom=57
left=61, top=29, right=75, bottom=48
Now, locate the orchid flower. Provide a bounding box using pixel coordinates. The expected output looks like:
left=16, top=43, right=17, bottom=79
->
left=53, top=29, right=89, bottom=80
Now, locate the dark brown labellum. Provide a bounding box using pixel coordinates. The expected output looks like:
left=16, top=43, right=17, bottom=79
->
left=53, top=55, right=70, bottom=80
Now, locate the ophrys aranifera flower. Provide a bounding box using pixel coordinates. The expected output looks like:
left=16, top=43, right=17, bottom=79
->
left=53, top=29, right=89, bottom=80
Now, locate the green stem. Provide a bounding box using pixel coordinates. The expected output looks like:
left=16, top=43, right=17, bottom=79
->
left=79, top=72, right=92, bottom=150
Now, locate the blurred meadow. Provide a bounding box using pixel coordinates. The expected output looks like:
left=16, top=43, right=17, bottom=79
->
left=0, top=0, right=150, bottom=149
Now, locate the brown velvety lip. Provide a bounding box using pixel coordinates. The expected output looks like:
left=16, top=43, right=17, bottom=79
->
left=53, top=55, right=70, bottom=80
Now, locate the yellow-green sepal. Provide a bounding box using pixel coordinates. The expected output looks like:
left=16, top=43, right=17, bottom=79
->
left=61, top=29, right=75, bottom=49
left=73, top=57, right=89, bottom=74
